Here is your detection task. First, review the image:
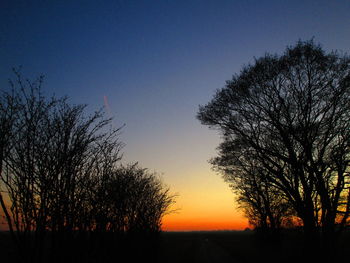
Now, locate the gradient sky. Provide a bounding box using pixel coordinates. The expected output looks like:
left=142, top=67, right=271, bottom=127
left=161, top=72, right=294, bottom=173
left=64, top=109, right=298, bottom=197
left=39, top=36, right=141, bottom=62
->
left=1, top=0, right=350, bottom=231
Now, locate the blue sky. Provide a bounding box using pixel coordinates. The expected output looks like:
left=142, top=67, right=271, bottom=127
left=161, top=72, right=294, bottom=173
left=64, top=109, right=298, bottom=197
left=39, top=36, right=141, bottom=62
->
left=1, top=0, right=350, bottom=230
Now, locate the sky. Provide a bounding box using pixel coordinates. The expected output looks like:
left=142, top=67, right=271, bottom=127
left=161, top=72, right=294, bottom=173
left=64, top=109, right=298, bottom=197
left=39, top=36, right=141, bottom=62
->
left=1, top=0, right=350, bottom=231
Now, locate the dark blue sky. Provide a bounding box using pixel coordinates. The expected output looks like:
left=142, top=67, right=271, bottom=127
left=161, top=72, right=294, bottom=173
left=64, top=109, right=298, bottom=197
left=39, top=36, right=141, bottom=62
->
left=1, top=0, right=350, bottom=229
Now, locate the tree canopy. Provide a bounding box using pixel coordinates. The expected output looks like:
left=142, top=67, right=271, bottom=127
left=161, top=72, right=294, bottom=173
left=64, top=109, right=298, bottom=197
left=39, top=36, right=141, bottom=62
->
left=198, top=40, right=350, bottom=253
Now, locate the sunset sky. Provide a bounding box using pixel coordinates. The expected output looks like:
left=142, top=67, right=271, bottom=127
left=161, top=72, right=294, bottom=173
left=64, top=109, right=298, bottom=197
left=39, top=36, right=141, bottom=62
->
left=1, top=0, right=350, bottom=231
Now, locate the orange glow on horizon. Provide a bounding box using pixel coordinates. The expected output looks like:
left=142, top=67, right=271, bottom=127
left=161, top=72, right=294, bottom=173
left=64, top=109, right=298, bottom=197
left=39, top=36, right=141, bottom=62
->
left=162, top=218, right=248, bottom=231
left=156, top=167, right=249, bottom=232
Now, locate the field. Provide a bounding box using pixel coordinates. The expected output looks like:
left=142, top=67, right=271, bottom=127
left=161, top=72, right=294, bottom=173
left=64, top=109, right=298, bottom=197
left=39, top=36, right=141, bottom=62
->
left=1, top=230, right=349, bottom=262
left=157, top=230, right=297, bottom=263
left=157, top=230, right=350, bottom=263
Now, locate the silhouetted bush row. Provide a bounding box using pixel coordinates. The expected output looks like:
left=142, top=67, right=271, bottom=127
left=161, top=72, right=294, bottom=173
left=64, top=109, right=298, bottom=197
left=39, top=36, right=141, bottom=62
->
left=0, top=70, right=175, bottom=262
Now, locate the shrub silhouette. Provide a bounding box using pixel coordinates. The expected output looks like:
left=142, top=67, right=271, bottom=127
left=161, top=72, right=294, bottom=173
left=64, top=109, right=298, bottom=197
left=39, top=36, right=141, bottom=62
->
left=0, top=70, right=175, bottom=263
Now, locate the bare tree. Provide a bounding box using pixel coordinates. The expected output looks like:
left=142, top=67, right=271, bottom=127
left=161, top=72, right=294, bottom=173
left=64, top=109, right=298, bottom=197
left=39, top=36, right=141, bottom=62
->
left=197, top=40, right=350, bottom=256
left=0, top=71, right=124, bottom=262
left=0, top=70, right=176, bottom=263
left=0, top=84, right=20, bottom=255
left=215, top=142, right=293, bottom=232
left=90, top=163, right=176, bottom=259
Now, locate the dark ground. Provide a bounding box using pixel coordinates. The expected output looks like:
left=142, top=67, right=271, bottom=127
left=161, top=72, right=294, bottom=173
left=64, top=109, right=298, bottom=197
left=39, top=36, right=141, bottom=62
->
left=1, top=230, right=349, bottom=263
left=157, top=230, right=350, bottom=263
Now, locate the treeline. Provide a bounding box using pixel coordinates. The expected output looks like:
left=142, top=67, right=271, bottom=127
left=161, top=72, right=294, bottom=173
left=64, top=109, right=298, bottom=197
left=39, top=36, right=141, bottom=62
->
left=198, top=40, right=350, bottom=260
left=0, top=71, right=175, bottom=263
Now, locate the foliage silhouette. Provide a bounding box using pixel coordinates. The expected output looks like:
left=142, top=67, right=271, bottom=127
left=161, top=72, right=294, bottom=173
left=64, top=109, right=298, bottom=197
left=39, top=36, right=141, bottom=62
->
left=0, top=70, right=175, bottom=263
left=197, top=40, right=350, bottom=259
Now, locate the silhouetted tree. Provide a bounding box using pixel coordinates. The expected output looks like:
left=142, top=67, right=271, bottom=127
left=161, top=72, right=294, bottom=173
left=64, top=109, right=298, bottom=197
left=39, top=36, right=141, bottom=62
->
left=214, top=140, right=294, bottom=233
left=90, top=163, right=175, bottom=262
left=92, top=163, right=174, bottom=234
left=0, top=70, right=176, bottom=263
left=0, top=71, right=123, bottom=262
left=197, top=40, right=350, bottom=257
left=0, top=82, right=20, bottom=255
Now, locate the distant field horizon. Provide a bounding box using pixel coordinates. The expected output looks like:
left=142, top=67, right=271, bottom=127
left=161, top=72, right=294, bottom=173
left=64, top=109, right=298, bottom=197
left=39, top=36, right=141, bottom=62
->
left=162, top=229, right=250, bottom=233
left=161, top=227, right=248, bottom=232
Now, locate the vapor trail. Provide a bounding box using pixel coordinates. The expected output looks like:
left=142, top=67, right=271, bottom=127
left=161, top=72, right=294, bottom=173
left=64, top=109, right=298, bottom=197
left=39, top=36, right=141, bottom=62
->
left=104, top=95, right=111, bottom=116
